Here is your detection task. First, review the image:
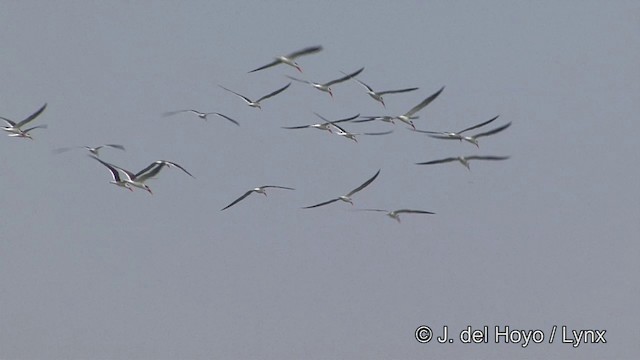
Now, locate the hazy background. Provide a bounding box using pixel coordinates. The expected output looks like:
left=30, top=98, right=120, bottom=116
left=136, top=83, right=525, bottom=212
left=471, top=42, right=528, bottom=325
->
left=1, top=1, right=638, bottom=358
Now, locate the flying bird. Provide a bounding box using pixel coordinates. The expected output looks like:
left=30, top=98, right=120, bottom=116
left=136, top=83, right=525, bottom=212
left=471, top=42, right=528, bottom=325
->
left=341, top=72, right=418, bottom=107
left=162, top=109, right=239, bottom=126
left=355, top=208, right=435, bottom=223
left=393, top=86, right=445, bottom=129
left=248, top=45, right=323, bottom=73
left=416, top=155, right=510, bottom=170
left=221, top=185, right=295, bottom=211
left=219, top=83, right=291, bottom=109
left=1, top=103, right=48, bottom=139
left=412, top=116, right=510, bottom=147
left=91, top=157, right=194, bottom=194
left=54, top=144, right=126, bottom=156
left=281, top=112, right=360, bottom=133
left=329, top=122, right=393, bottom=142
left=303, top=169, right=380, bottom=209
left=286, top=67, right=364, bottom=97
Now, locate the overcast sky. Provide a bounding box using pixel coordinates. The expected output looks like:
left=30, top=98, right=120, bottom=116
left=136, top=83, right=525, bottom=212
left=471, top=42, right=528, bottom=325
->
left=1, top=1, right=638, bottom=359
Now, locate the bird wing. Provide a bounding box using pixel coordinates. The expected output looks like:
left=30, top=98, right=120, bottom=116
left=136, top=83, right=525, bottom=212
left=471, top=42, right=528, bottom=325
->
left=52, top=147, right=74, bottom=154
left=22, top=124, right=48, bottom=133
left=472, top=122, right=512, bottom=138
left=105, top=144, right=126, bottom=151
left=221, top=190, right=254, bottom=211
left=256, top=82, right=291, bottom=103
left=466, top=155, right=510, bottom=161
left=285, top=75, right=311, bottom=84
left=324, top=67, right=364, bottom=86
left=212, top=113, right=240, bottom=126
left=248, top=59, right=281, bottom=73
left=313, top=112, right=360, bottom=124
left=343, top=75, right=374, bottom=92
left=394, top=209, right=436, bottom=215
left=218, top=85, right=253, bottom=103
left=410, top=128, right=446, bottom=135
left=328, top=121, right=348, bottom=133
left=332, top=113, right=361, bottom=123
left=458, top=115, right=500, bottom=134
left=133, top=161, right=162, bottom=180
left=286, top=45, right=323, bottom=59
left=403, top=86, right=445, bottom=117
left=262, top=186, right=295, bottom=191
left=158, top=160, right=195, bottom=178
left=302, top=198, right=340, bottom=209
left=351, top=116, right=386, bottom=123
left=162, top=110, right=191, bottom=117
left=0, top=116, right=17, bottom=127
left=16, top=103, right=48, bottom=128
left=281, top=125, right=311, bottom=129
left=415, top=157, right=458, bottom=165
left=90, top=155, right=125, bottom=182
left=312, top=112, right=330, bottom=122
left=427, top=134, right=463, bottom=140
left=377, top=87, right=419, bottom=95
left=362, top=130, right=394, bottom=136
left=346, top=169, right=380, bottom=197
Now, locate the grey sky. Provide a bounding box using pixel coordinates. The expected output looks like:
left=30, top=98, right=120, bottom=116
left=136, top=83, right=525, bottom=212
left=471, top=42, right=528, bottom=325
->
left=1, top=1, right=638, bottom=359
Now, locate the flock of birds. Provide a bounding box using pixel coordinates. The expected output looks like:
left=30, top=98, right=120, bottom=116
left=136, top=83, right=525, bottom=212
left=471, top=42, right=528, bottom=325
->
left=2, top=45, right=511, bottom=223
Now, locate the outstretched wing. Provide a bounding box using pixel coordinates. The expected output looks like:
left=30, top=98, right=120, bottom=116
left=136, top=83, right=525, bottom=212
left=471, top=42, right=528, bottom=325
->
left=302, top=198, right=340, bottom=209
left=286, top=45, right=323, bottom=59
left=346, top=169, right=380, bottom=197
left=403, top=86, right=444, bottom=117
left=219, top=85, right=253, bottom=103
left=16, top=103, right=48, bottom=128
left=395, top=209, right=435, bottom=215
left=262, top=186, right=295, bottom=191
left=211, top=112, right=240, bottom=126
left=377, top=87, right=419, bottom=96
left=458, top=115, right=500, bottom=134
left=466, top=155, right=510, bottom=161
left=473, top=122, right=512, bottom=138
left=256, top=82, right=291, bottom=103
left=415, top=157, right=458, bottom=165
left=324, top=67, right=364, bottom=86
left=248, top=59, right=281, bottom=73
left=221, top=190, right=254, bottom=211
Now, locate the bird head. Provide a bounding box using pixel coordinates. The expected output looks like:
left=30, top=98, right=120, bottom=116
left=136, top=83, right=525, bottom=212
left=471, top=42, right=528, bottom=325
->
left=144, top=185, right=153, bottom=195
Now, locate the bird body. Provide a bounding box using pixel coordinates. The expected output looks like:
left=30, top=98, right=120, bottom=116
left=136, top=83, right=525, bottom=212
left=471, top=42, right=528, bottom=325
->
left=1, top=103, right=48, bottom=140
